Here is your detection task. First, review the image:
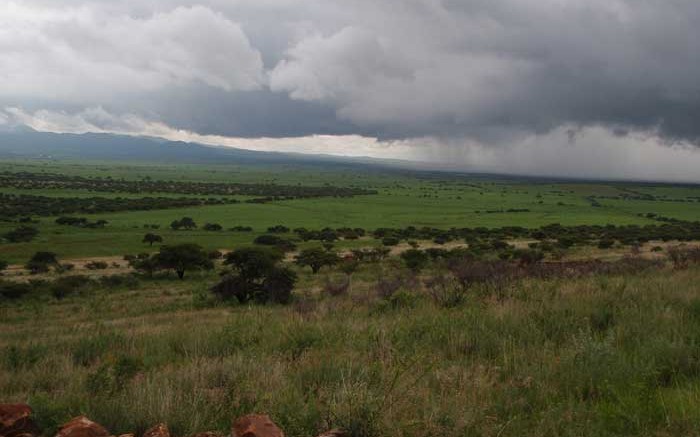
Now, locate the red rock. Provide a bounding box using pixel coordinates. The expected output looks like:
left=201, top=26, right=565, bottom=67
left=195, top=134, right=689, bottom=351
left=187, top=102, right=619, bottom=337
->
left=55, top=416, right=110, bottom=437
left=142, top=424, right=169, bottom=437
left=0, top=404, right=39, bottom=437
left=232, top=415, right=284, bottom=437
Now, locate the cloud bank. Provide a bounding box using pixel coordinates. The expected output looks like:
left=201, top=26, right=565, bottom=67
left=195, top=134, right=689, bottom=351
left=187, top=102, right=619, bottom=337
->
left=1, top=0, right=700, bottom=180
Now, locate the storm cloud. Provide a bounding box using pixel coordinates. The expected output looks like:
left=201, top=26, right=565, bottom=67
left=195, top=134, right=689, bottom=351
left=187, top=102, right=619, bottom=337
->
left=1, top=0, right=700, bottom=179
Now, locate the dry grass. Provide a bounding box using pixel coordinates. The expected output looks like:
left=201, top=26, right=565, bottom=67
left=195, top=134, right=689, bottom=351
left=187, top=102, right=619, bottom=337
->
left=2, top=264, right=700, bottom=437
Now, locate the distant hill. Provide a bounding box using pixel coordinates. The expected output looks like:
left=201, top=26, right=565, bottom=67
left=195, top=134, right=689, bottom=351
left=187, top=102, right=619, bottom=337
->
left=0, top=128, right=398, bottom=169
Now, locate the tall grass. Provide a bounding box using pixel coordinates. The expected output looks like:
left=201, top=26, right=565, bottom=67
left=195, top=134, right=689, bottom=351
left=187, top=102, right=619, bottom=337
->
left=2, top=267, right=700, bottom=436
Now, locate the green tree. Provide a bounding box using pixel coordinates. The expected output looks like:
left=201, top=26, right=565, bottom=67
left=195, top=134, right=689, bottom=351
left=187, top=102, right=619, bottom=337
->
left=170, top=217, right=197, bottom=231
left=142, top=233, right=163, bottom=246
left=295, top=247, right=340, bottom=274
left=154, top=244, right=213, bottom=279
left=0, top=259, right=7, bottom=275
left=213, top=247, right=296, bottom=304
left=26, top=251, right=58, bottom=274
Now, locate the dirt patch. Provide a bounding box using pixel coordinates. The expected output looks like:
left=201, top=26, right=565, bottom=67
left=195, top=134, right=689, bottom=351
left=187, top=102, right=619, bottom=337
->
left=3, top=256, right=133, bottom=281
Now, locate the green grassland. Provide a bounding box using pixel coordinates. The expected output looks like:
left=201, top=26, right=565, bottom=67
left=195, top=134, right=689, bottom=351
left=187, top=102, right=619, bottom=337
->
left=1, top=159, right=700, bottom=263
left=3, top=158, right=700, bottom=437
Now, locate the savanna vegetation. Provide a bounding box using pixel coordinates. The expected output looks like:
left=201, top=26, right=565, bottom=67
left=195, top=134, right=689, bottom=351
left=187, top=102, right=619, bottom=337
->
left=2, top=158, right=700, bottom=437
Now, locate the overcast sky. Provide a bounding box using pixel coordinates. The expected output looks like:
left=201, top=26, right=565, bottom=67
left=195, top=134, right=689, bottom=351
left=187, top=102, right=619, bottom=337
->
left=1, top=0, right=700, bottom=181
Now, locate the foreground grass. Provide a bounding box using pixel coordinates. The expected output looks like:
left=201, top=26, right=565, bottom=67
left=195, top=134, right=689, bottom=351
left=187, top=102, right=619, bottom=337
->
left=2, top=266, right=700, bottom=437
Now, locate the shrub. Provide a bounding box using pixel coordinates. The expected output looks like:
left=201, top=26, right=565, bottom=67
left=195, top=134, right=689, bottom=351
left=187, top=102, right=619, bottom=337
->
left=375, top=271, right=417, bottom=300
left=400, top=249, right=429, bottom=272
left=203, top=223, right=223, bottom=231
left=50, top=275, right=95, bottom=299
left=253, top=235, right=297, bottom=252
left=668, top=245, right=700, bottom=269
left=0, top=259, right=7, bottom=275
left=25, top=251, right=58, bottom=274
left=557, top=237, right=576, bottom=248
left=98, top=274, right=139, bottom=288
left=447, top=258, right=514, bottom=291
left=598, top=239, right=615, bottom=249
left=55, top=263, right=75, bottom=274
left=4, top=225, right=39, bottom=243
left=128, top=255, right=159, bottom=277
left=0, top=281, right=32, bottom=300
left=381, top=236, right=400, bottom=246
left=85, top=261, right=108, bottom=270
left=423, top=274, right=469, bottom=308
left=512, top=248, right=545, bottom=265
left=229, top=226, right=253, bottom=232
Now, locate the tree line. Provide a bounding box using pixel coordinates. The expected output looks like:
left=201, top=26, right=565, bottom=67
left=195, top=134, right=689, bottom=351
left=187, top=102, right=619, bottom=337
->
left=0, top=171, right=378, bottom=199
left=0, top=193, right=237, bottom=217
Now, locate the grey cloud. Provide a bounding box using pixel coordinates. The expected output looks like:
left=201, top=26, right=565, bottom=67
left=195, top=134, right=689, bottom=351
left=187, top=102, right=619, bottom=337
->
left=267, top=0, right=700, bottom=144
left=2, top=0, right=700, bottom=156
left=0, top=3, right=264, bottom=101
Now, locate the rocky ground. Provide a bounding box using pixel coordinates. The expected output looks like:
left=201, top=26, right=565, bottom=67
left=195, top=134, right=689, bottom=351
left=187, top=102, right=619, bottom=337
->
left=0, top=404, right=344, bottom=437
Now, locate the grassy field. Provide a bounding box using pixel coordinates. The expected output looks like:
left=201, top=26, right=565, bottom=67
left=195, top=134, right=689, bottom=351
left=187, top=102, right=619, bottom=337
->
left=3, top=159, right=700, bottom=436
left=3, top=261, right=700, bottom=437
left=2, top=159, right=700, bottom=263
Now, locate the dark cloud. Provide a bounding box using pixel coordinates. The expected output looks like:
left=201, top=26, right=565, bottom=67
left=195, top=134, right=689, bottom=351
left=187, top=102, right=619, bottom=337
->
left=2, top=0, right=700, bottom=169
left=118, top=86, right=367, bottom=138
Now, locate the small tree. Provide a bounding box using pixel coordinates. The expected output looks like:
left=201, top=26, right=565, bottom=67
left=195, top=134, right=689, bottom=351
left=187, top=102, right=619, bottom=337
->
left=154, top=244, right=213, bottom=279
left=179, top=217, right=197, bottom=230
left=142, top=233, right=163, bottom=246
left=203, top=223, right=223, bottom=232
left=26, top=251, right=58, bottom=274
left=0, top=259, right=8, bottom=275
left=295, top=247, right=340, bottom=274
left=401, top=249, right=429, bottom=272
left=213, top=247, right=296, bottom=304
left=171, top=217, right=197, bottom=231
